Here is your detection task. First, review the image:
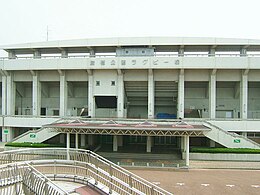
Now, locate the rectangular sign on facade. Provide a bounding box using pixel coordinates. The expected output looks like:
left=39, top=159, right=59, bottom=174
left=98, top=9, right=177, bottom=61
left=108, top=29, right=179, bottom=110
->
left=234, top=139, right=240, bottom=143
left=3, top=129, right=9, bottom=134
left=30, top=133, right=36, bottom=139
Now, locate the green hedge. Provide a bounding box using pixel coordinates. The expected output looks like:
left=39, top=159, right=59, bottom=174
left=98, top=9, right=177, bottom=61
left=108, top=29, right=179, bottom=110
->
left=5, top=142, right=65, bottom=148
left=190, top=147, right=260, bottom=154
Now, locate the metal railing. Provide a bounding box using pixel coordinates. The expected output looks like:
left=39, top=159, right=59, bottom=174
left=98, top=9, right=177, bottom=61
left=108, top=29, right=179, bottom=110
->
left=0, top=162, right=68, bottom=195
left=0, top=148, right=172, bottom=195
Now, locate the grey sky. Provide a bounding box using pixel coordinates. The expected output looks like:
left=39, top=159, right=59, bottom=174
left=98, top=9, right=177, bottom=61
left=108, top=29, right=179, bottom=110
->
left=1, top=0, right=260, bottom=55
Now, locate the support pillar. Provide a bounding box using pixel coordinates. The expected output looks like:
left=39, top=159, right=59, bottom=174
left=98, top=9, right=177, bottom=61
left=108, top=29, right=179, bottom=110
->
left=118, top=135, right=123, bottom=147
left=2, top=127, right=14, bottom=142
left=80, top=134, right=86, bottom=147
left=88, top=71, right=95, bottom=117
left=209, top=69, right=217, bottom=118
left=242, top=132, right=248, bottom=138
left=2, top=76, right=7, bottom=115
left=59, top=71, right=67, bottom=116
left=66, top=133, right=70, bottom=160
left=240, top=70, right=248, bottom=119
left=148, top=69, right=154, bottom=119
left=88, top=135, right=94, bottom=146
left=210, top=140, right=216, bottom=147
left=146, top=136, right=153, bottom=153
left=59, top=134, right=65, bottom=144
left=178, top=69, right=184, bottom=119
left=6, top=73, right=15, bottom=115
left=113, top=135, right=118, bottom=152
left=75, top=133, right=79, bottom=149
left=32, top=71, right=41, bottom=116
left=180, top=136, right=186, bottom=153
left=185, top=136, right=189, bottom=167
left=117, top=70, right=124, bottom=118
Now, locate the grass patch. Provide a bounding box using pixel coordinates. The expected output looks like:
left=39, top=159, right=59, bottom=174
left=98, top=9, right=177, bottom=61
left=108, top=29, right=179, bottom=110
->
left=190, top=147, right=260, bottom=154
left=5, top=142, right=65, bottom=148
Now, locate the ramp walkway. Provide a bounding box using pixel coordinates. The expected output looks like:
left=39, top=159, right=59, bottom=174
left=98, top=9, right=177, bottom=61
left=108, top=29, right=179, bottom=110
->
left=0, top=148, right=172, bottom=195
left=204, top=121, right=260, bottom=149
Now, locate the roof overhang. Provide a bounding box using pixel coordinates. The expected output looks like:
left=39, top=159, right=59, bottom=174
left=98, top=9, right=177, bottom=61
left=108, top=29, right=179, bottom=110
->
left=44, top=119, right=211, bottom=137
left=2, top=37, right=260, bottom=54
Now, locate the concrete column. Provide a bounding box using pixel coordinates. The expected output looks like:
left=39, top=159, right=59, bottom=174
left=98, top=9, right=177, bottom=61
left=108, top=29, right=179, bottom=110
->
left=146, top=136, right=153, bottom=153
left=242, top=132, right=248, bottom=138
left=59, top=134, right=65, bottom=144
left=240, top=70, right=248, bottom=119
left=80, top=134, right=86, bottom=147
left=88, top=72, right=95, bottom=117
left=2, top=127, right=14, bottom=142
left=178, top=69, right=184, bottom=119
left=148, top=69, right=154, bottom=119
left=66, top=133, right=70, bottom=160
left=209, top=70, right=217, bottom=118
left=88, top=135, right=94, bottom=146
left=32, top=72, right=41, bottom=116
left=6, top=73, right=15, bottom=115
left=181, top=136, right=186, bottom=152
left=209, top=140, right=216, bottom=147
left=59, top=71, right=67, bottom=116
left=118, top=135, right=123, bottom=147
left=75, top=133, right=79, bottom=149
left=177, top=137, right=181, bottom=148
left=2, top=76, right=7, bottom=115
left=33, top=50, right=41, bottom=59
left=117, top=70, right=124, bottom=118
left=113, top=135, right=118, bottom=152
left=61, top=50, right=68, bottom=58
left=185, top=136, right=189, bottom=167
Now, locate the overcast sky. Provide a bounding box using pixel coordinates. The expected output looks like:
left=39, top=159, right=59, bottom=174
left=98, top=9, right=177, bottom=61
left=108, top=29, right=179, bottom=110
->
left=1, top=0, right=260, bottom=55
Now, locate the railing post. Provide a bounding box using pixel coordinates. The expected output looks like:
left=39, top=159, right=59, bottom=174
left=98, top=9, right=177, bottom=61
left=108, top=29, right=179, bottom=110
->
left=54, top=160, right=56, bottom=181
left=129, top=174, right=133, bottom=194
left=109, top=164, right=113, bottom=194
left=8, top=153, right=12, bottom=163
left=74, top=161, right=77, bottom=182
left=150, top=186, right=154, bottom=195
left=44, top=178, right=48, bottom=195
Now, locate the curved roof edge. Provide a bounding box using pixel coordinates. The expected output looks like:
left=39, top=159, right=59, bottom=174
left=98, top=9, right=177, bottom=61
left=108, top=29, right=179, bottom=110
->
left=2, top=36, right=260, bottom=50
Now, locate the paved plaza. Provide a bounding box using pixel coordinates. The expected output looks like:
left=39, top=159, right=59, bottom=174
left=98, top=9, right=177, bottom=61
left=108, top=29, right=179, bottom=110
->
left=130, top=169, right=260, bottom=195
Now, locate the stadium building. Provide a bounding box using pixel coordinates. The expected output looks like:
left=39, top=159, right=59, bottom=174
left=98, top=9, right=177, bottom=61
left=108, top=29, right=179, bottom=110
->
left=1, top=37, right=260, bottom=166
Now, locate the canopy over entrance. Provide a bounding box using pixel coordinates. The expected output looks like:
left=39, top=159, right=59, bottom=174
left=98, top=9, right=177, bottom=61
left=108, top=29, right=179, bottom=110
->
left=43, top=119, right=211, bottom=136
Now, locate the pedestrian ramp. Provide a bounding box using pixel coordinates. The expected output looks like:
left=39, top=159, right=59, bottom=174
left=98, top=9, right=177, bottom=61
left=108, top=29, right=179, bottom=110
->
left=11, top=127, right=59, bottom=143
left=204, top=121, right=260, bottom=149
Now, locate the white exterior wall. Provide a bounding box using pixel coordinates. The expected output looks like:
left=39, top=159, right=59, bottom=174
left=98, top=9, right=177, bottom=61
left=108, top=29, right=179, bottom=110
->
left=3, top=37, right=260, bottom=141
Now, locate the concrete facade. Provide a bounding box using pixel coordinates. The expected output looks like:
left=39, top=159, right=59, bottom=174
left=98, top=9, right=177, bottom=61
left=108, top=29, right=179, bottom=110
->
left=0, top=37, right=260, bottom=153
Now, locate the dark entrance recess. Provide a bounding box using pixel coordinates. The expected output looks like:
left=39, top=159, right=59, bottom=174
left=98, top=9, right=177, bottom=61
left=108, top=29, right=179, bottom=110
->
left=95, top=96, right=117, bottom=108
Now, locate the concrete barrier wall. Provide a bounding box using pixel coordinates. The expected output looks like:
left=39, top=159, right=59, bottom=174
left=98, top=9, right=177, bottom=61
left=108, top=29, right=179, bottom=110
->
left=186, top=152, right=260, bottom=161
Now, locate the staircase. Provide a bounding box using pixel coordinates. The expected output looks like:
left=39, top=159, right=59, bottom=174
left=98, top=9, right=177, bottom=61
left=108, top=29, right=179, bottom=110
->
left=11, top=127, right=59, bottom=143
left=204, top=121, right=260, bottom=149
